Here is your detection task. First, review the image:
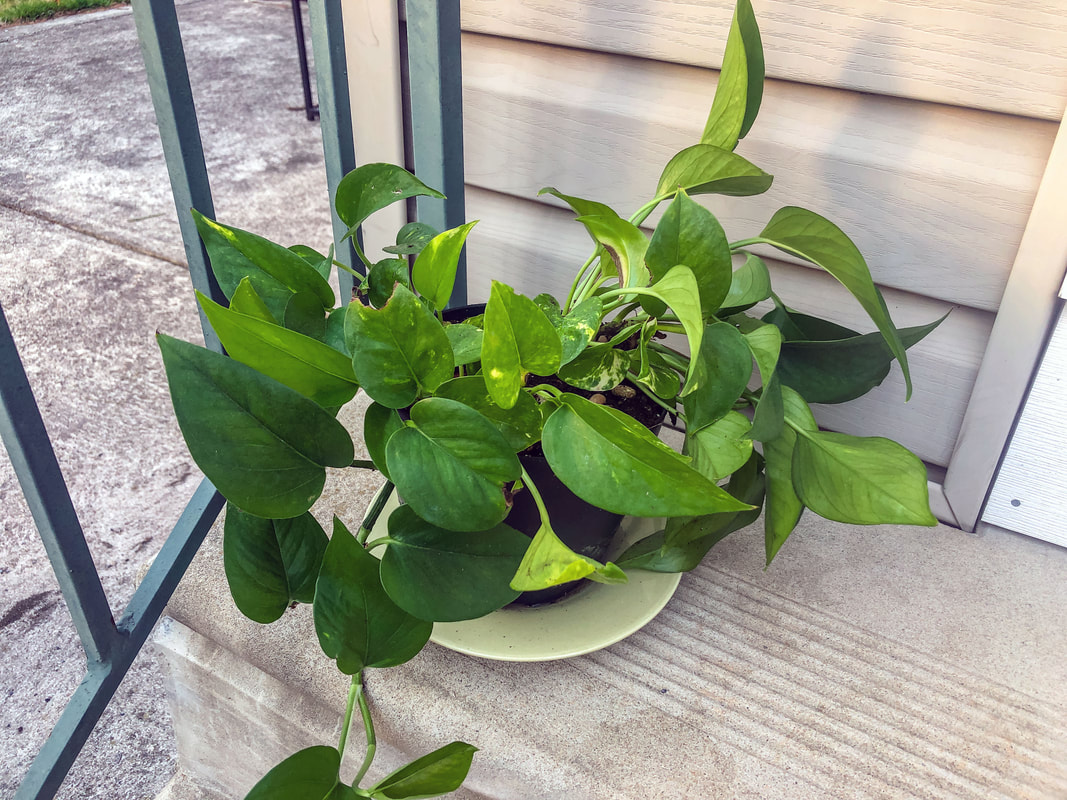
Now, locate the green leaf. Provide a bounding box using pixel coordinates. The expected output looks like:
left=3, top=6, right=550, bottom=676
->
left=510, top=519, right=625, bottom=591
left=335, top=163, right=444, bottom=232
left=681, top=321, right=751, bottom=430
left=364, top=402, right=404, bottom=479
left=289, top=244, right=332, bottom=281
left=442, top=322, right=483, bottom=367
left=368, top=258, right=411, bottom=309
left=776, top=315, right=947, bottom=404
left=193, top=211, right=334, bottom=311
left=622, top=266, right=705, bottom=388
left=538, top=187, right=620, bottom=220
left=757, top=206, right=914, bottom=398
left=687, top=411, right=753, bottom=481
left=542, top=394, right=752, bottom=517
left=720, top=254, right=771, bottom=315
left=741, top=321, right=784, bottom=442
left=244, top=745, right=340, bottom=800
left=574, top=214, right=650, bottom=288
left=646, top=190, right=732, bottom=317
left=655, top=144, right=772, bottom=200
left=762, top=302, right=859, bottom=342
left=763, top=386, right=817, bottom=564
left=557, top=344, right=630, bottom=391
left=386, top=398, right=521, bottom=532
left=411, top=221, right=478, bottom=311
left=345, top=284, right=454, bottom=408
left=383, top=222, right=439, bottom=256
left=434, top=376, right=543, bottom=452
left=616, top=454, right=764, bottom=572
left=229, top=278, right=277, bottom=323
left=282, top=291, right=327, bottom=340
left=324, top=307, right=348, bottom=356
left=534, top=294, right=602, bottom=366
left=314, top=518, right=432, bottom=674
left=634, top=346, right=681, bottom=400
left=157, top=335, right=353, bottom=518
left=223, top=504, right=328, bottom=624
left=482, top=281, right=562, bottom=409
left=703, top=0, right=763, bottom=144
left=792, top=431, right=937, bottom=526
left=198, top=292, right=359, bottom=408
left=369, top=741, right=477, bottom=800
left=379, top=505, right=526, bottom=621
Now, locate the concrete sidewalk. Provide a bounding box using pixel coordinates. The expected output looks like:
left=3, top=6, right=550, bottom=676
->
left=0, top=1, right=332, bottom=796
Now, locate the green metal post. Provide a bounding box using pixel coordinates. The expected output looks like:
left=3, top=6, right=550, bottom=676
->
left=405, top=0, right=467, bottom=307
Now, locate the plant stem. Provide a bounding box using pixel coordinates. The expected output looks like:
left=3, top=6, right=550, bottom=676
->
left=629, top=197, right=662, bottom=227
left=350, top=237, right=375, bottom=272
left=349, top=459, right=377, bottom=470
left=337, top=674, right=360, bottom=760
left=519, top=465, right=552, bottom=530
left=333, top=259, right=364, bottom=279
left=564, top=251, right=600, bottom=313
left=528, top=381, right=564, bottom=399
left=628, top=374, right=682, bottom=418
left=363, top=537, right=395, bottom=551
left=357, top=481, right=395, bottom=545
left=574, top=263, right=608, bottom=305
left=606, top=322, right=642, bottom=348
left=352, top=677, right=377, bottom=786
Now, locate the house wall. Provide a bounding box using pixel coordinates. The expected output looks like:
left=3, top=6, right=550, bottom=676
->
left=342, top=0, right=1067, bottom=521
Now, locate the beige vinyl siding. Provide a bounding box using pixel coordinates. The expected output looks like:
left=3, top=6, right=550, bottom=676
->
left=461, top=0, right=1067, bottom=120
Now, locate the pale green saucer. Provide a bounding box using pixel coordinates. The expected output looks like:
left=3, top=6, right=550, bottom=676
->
left=368, top=488, right=682, bottom=663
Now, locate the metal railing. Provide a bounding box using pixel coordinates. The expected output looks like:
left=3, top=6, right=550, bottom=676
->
left=5, top=1, right=464, bottom=796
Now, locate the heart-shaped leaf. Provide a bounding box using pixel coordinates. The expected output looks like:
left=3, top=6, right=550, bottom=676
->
left=364, top=402, right=404, bottom=479
left=442, top=322, right=483, bottom=367
left=574, top=214, right=649, bottom=288
left=282, top=291, right=328, bottom=340
left=719, top=254, right=771, bottom=315
left=193, top=211, right=334, bottom=311
left=646, top=190, right=732, bottom=317
left=314, top=518, right=432, bottom=675
left=157, top=335, right=353, bottom=518
left=345, top=284, right=454, bottom=408
left=244, top=745, right=340, bottom=800
left=368, top=258, right=411, bottom=309
left=617, top=454, right=764, bottom=572
left=776, top=315, right=947, bottom=404
left=335, top=163, right=444, bottom=233
left=380, top=505, right=527, bottom=621
left=369, top=741, right=477, bottom=800
left=534, top=294, right=602, bottom=366
left=383, top=221, right=439, bottom=256
left=622, top=266, right=705, bottom=387
left=434, top=376, right=543, bottom=452
left=542, top=394, right=752, bottom=517
left=289, top=244, right=333, bottom=281
left=687, top=411, right=753, bottom=481
left=198, top=292, right=358, bottom=408
left=386, top=398, right=521, bottom=532
left=557, top=344, right=630, bottom=391
left=509, top=519, right=625, bottom=591
left=411, top=221, right=478, bottom=311
left=702, top=0, right=764, bottom=147
left=223, top=504, right=328, bottom=623
left=655, top=144, right=772, bottom=200
left=792, top=431, right=937, bottom=526
left=740, top=320, right=784, bottom=442
left=482, top=281, right=562, bottom=409
left=681, top=321, right=751, bottom=430
left=763, top=386, right=817, bottom=564
left=757, top=206, right=915, bottom=398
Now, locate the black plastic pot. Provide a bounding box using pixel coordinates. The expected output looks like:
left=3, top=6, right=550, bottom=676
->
left=440, top=303, right=663, bottom=606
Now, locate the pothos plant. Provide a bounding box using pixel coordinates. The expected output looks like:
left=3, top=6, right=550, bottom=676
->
left=157, top=1, right=941, bottom=796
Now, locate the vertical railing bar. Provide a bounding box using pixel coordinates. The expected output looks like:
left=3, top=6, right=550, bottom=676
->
left=130, top=0, right=225, bottom=351
left=405, top=0, right=467, bottom=308
left=14, top=481, right=223, bottom=800
left=290, top=0, right=319, bottom=121
left=308, top=0, right=358, bottom=305
left=0, top=302, right=117, bottom=666
left=117, top=478, right=224, bottom=638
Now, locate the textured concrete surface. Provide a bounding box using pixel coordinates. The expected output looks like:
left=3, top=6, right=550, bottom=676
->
left=159, top=426, right=1067, bottom=799
left=0, top=1, right=333, bottom=796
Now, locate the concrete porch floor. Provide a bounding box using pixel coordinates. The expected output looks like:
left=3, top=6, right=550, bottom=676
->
left=0, top=1, right=1065, bottom=798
